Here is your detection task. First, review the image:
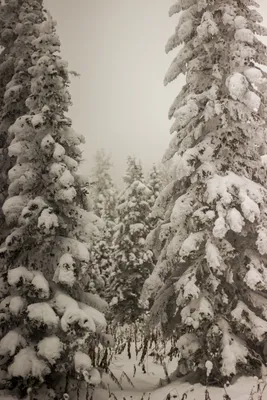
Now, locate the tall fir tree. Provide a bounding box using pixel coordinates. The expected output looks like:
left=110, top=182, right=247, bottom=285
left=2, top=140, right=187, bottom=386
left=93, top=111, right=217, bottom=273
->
left=141, top=0, right=267, bottom=384
left=90, top=149, right=117, bottom=221
left=108, top=157, right=154, bottom=324
left=147, top=164, right=162, bottom=208
left=0, top=0, right=41, bottom=243
left=89, top=149, right=117, bottom=299
left=0, top=4, right=111, bottom=399
left=123, top=155, right=143, bottom=185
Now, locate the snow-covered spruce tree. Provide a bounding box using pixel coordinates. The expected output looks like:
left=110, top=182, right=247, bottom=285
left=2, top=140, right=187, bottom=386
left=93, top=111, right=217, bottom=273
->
left=141, top=0, right=267, bottom=385
left=108, top=157, right=154, bottom=324
left=147, top=164, right=162, bottom=206
left=0, top=6, right=112, bottom=400
left=90, top=148, right=117, bottom=221
left=0, top=0, right=43, bottom=243
left=144, top=165, right=163, bottom=262
left=123, top=155, right=143, bottom=185
left=88, top=149, right=118, bottom=299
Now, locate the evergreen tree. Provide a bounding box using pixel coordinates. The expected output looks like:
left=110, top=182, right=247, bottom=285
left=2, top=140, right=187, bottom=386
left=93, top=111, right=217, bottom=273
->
left=147, top=164, right=162, bottom=206
left=144, top=165, right=163, bottom=261
left=0, top=0, right=41, bottom=243
left=123, top=155, right=143, bottom=185
left=141, top=0, right=267, bottom=384
left=90, top=149, right=117, bottom=221
left=89, top=149, right=117, bottom=299
left=0, top=4, right=111, bottom=399
left=109, top=157, right=154, bottom=324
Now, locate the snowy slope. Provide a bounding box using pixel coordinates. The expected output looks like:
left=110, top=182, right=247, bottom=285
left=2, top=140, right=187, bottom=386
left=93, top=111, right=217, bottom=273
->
left=105, top=346, right=264, bottom=400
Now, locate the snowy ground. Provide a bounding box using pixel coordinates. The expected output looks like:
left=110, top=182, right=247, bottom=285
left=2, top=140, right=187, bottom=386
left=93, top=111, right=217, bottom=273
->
left=104, top=347, right=262, bottom=400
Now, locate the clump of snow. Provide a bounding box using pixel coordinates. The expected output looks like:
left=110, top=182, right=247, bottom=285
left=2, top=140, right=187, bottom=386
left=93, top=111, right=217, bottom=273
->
left=78, top=302, right=107, bottom=332
left=27, top=303, right=59, bottom=329
left=222, top=9, right=235, bottom=26
left=4, top=84, right=22, bottom=101
left=172, top=100, right=199, bottom=130
left=2, top=196, right=27, bottom=225
left=218, top=318, right=248, bottom=377
left=8, top=266, right=34, bottom=287
left=179, top=232, right=205, bottom=258
left=53, top=254, right=76, bottom=287
left=86, top=368, right=101, bottom=386
left=234, top=16, right=247, bottom=29
left=129, top=223, right=144, bottom=234
left=231, top=301, right=267, bottom=341
left=226, top=73, right=248, bottom=101
left=53, top=143, right=65, bottom=161
left=9, top=296, right=26, bottom=315
left=140, top=273, right=163, bottom=307
left=74, top=351, right=92, bottom=373
left=177, top=19, right=193, bottom=42
left=197, top=11, right=218, bottom=39
left=30, top=272, right=50, bottom=299
left=205, top=240, right=222, bottom=273
left=59, top=169, right=74, bottom=188
left=244, top=67, right=263, bottom=84
left=235, top=28, right=254, bottom=44
left=242, top=90, right=261, bottom=112
left=58, top=126, right=84, bottom=147
left=0, top=331, right=26, bottom=356
left=176, top=333, right=201, bottom=359
left=49, top=162, right=66, bottom=179
left=206, top=173, right=265, bottom=206
left=244, top=264, right=264, bottom=290
left=37, top=336, right=63, bottom=365
left=81, top=292, right=109, bottom=313
left=205, top=360, right=213, bottom=377
left=213, top=217, right=228, bottom=239
left=49, top=289, right=78, bottom=315
left=226, top=208, right=245, bottom=233
left=8, top=347, right=50, bottom=379
left=41, top=134, right=55, bottom=152
left=55, top=187, right=77, bottom=203
left=172, top=150, right=197, bottom=180
left=240, top=195, right=260, bottom=223
left=37, top=208, right=58, bottom=234
left=170, top=193, right=194, bottom=227
left=57, top=237, right=89, bottom=262
left=61, top=307, right=96, bottom=333
left=175, top=270, right=200, bottom=306
left=31, top=113, right=44, bottom=128
left=181, top=296, right=214, bottom=329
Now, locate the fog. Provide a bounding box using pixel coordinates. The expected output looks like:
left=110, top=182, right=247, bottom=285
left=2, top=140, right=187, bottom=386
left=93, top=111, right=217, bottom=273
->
left=44, top=0, right=267, bottom=185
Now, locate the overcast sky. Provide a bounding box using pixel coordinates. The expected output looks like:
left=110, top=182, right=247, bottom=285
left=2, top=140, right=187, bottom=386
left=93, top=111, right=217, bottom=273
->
left=44, top=0, right=267, bottom=184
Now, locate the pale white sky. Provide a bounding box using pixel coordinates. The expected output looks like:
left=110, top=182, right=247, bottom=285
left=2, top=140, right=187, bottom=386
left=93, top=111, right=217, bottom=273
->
left=44, top=0, right=267, bottom=184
